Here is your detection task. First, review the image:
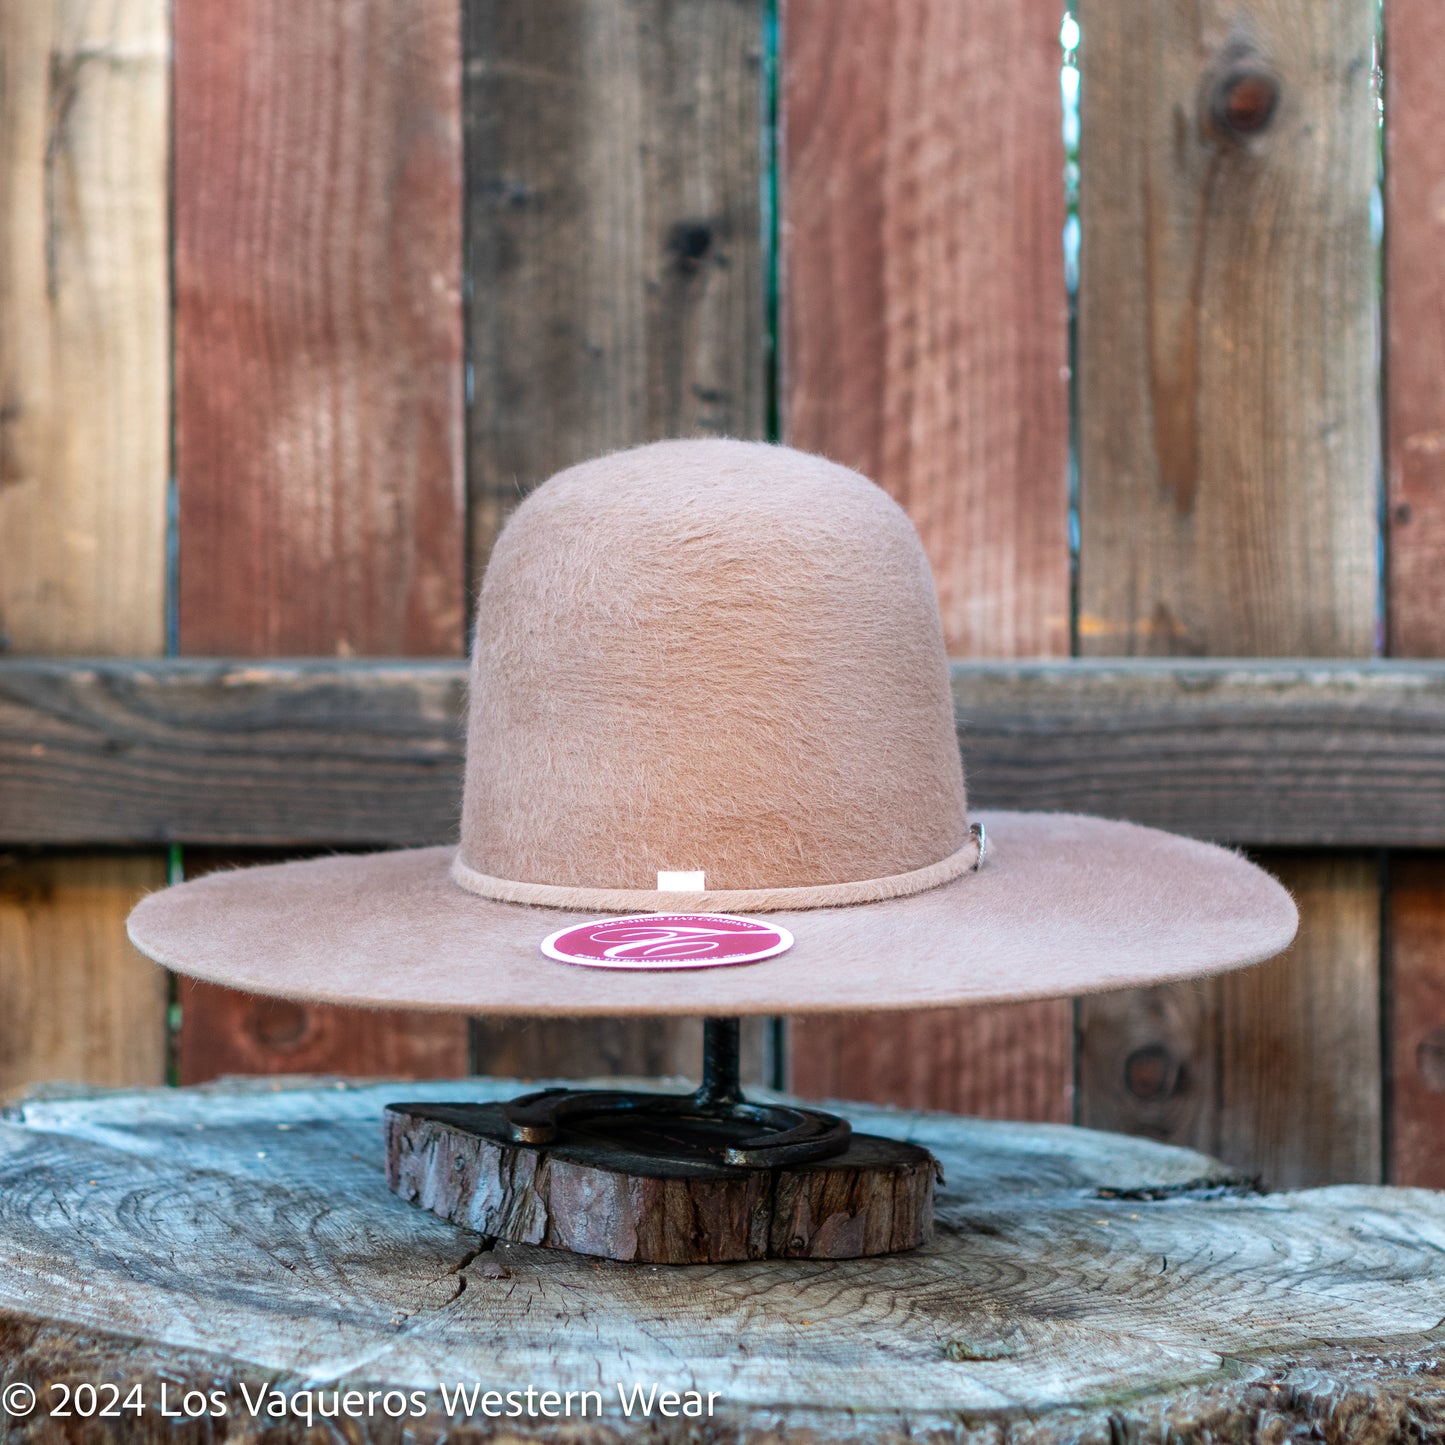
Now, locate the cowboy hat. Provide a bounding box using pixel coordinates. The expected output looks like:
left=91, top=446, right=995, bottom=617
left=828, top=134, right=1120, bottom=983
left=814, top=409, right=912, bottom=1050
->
left=128, top=439, right=1297, bottom=1013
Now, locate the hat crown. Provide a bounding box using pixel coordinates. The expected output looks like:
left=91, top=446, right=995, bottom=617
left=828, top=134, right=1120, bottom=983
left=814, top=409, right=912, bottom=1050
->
left=459, top=439, right=968, bottom=896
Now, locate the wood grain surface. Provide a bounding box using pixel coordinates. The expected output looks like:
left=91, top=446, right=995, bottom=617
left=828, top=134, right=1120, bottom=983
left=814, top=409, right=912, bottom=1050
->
left=1075, top=0, right=1381, bottom=1184
left=0, top=659, right=466, bottom=846
left=1383, top=0, right=1445, bottom=1189
left=0, top=0, right=169, bottom=1094
left=0, top=0, right=168, bottom=656
left=468, top=1017, right=771, bottom=1092
left=1216, top=855, right=1381, bottom=1186
left=1077, top=0, right=1377, bottom=659
left=0, top=856, right=165, bottom=1098
left=782, top=0, right=1069, bottom=660
left=782, top=0, right=1072, bottom=1121
left=386, top=1102, right=934, bottom=1262
left=466, top=0, right=766, bottom=569
left=174, top=0, right=466, bottom=657
left=175, top=966, right=469, bottom=1088
left=172, top=0, right=468, bottom=1078
left=465, top=0, right=768, bottom=1080
left=4, top=1079, right=1445, bottom=1442
left=1385, top=0, right=1445, bottom=657
left=1079, top=855, right=1382, bottom=1188
left=7, top=658, right=1445, bottom=847
left=1388, top=856, right=1445, bottom=1187
left=789, top=1001, right=1072, bottom=1125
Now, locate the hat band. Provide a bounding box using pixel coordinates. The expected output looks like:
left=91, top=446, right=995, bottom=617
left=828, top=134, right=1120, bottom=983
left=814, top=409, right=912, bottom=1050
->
left=449, top=825, right=984, bottom=914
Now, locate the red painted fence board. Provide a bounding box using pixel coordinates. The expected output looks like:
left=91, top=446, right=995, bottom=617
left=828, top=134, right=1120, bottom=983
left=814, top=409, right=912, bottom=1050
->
left=1385, top=0, right=1445, bottom=1184
left=782, top=0, right=1072, bottom=1121
left=173, top=0, right=468, bottom=1080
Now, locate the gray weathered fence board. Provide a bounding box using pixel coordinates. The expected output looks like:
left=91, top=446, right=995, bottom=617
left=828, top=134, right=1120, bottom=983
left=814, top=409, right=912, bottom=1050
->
left=0, top=660, right=466, bottom=845
left=3, top=658, right=1445, bottom=845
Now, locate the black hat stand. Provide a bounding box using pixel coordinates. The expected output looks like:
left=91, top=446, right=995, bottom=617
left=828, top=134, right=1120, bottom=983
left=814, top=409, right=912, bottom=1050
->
left=385, top=1018, right=938, bottom=1263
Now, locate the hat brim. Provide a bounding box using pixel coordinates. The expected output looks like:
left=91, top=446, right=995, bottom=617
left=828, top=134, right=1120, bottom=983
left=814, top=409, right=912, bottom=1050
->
left=126, top=812, right=1297, bottom=1015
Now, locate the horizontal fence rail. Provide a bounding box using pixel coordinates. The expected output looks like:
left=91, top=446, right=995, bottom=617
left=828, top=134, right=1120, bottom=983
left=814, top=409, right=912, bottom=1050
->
left=3, top=657, right=1443, bottom=847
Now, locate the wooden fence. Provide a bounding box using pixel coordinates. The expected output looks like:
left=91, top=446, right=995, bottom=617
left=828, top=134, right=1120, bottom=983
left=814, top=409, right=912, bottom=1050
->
left=1, top=0, right=1441, bottom=1192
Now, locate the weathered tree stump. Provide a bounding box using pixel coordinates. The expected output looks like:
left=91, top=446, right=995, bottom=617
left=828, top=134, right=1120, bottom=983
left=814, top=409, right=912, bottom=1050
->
left=385, top=1099, right=936, bottom=1262
left=3, top=1076, right=1445, bottom=1444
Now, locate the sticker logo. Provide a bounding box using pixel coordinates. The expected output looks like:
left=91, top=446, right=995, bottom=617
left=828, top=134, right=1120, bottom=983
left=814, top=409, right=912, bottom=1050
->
left=541, top=914, right=794, bottom=971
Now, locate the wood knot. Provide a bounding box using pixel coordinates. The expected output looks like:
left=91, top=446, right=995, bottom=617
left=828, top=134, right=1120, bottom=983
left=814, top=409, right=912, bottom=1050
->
left=1123, top=1043, right=1183, bottom=1101
left=944, top=1331, right=1022, bottom=1362
left=668, top=219, right=714, bottom=272
left=1417, top=1027, right=1445, bottom=1093
left=1205, top=51, right=1281, bottom=141
left=247, top=1000, right=309, bottom=1049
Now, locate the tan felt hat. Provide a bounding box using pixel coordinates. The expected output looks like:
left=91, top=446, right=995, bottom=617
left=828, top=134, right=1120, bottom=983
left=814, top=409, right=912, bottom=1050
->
left=128, top=439, right=1297, bottom=1013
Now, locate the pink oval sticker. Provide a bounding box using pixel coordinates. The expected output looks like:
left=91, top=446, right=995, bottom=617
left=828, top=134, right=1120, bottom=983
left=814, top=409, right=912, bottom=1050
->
left=541, top=914, right=794, bottom=971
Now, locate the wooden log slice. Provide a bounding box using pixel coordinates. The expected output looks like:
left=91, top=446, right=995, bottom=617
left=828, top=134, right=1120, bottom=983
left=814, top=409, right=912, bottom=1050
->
left=6, top=1077, right=1445, bottom=1444
left=385, top=1100, right=936, bottom=1262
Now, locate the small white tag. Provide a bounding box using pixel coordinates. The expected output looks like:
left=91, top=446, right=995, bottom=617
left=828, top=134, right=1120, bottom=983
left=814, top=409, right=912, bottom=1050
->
left=657, top=870, right=706, bottom=892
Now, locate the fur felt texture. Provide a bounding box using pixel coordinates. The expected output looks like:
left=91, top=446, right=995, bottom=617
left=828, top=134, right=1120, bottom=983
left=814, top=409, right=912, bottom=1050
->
left=126, top=812, right=1300, bottom=1016
left=125, top=437, right=1301, bottom=1012
left=457, top=439, right=969, bottom=895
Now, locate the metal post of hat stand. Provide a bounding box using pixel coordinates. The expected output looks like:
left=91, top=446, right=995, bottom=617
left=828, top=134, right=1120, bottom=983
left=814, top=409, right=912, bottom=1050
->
left=698, top=1016, right=743, bottom=1105
left=384, top=1015, right=940, bottom=1263
left=493, top=1016, right=849, bottom=1168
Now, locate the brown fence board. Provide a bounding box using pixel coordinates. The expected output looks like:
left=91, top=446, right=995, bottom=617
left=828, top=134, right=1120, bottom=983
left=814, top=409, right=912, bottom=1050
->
left=1388, top=857, right=1445, bottom=1187
left=466, top=0, right=767, bottom=568
left=465, top=0, right=768, bottom=1082
left=781, top=0, right=1072, bottom=1122
left=1385, top=0, right=1445, bottom=658
left=1076, top=0, right=1381, bottom=1182
left=0, top=660, right=464, bottom=845
left=0, top=856, right=168, bottom=1097
left=791, top=1004, right=1072, bottom=1124
left=174, top=0, right=466, bottom=658
left=0, top=0, right=169, bottom=656
left=0, top=0, right=169, bottom=1092
left=781, top=0, right=1070, bottom=661
left=175, top=978, right=472, bottom=1085
left=1076, top=978, right=1220, bottom=1156
left=1384, top=0, right=1445, bottom=1186
left=465, top=1018, right=768, bottom=1094
left=173, top=0, right=468, bottom=1079
left=7, top=658, right=1445, bottom=847
left=1083, top=856, right=1383, bottom=1192
left=1218, top=854, right=1381, bottom=1187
